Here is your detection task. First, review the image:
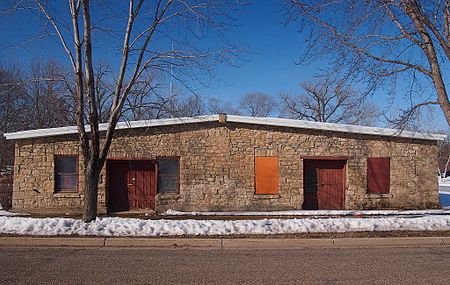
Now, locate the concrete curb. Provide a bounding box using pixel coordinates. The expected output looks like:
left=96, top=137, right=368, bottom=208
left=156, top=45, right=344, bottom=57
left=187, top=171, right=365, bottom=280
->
left=104, top=238, right=221, bottom=249
left=1, top=236, right=449, bottom=249
left=332, top=237, right=445, bottom=248
left=222, top=238, right=333, bottom=249
left=0, top=237, right=105, bottom=247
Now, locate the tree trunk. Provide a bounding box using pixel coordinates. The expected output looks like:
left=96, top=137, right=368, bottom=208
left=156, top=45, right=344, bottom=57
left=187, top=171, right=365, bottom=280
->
left=405, top=2, right=450, bottom=127
left=82, top=160, right=100, bottom=222
left=434, top=80, right=450, bottom=127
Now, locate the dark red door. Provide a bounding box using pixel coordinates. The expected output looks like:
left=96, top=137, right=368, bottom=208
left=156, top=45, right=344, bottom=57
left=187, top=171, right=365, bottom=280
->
left=107, top=160, right=156, bottom=212
left=303, top=160, right=346, bottom=210
left=127, top=161, right=156, bottom=210
left=303, top=161, right=319, bottom=210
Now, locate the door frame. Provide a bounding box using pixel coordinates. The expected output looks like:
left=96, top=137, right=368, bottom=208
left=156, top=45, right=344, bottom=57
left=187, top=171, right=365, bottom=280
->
left=105, top=158, right=156, bottom=213
left=302, top=157, right=347, bottom=210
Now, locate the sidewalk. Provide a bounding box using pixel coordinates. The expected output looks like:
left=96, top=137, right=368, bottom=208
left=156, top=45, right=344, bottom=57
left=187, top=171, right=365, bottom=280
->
left=1, top=236, right=449, bottom=249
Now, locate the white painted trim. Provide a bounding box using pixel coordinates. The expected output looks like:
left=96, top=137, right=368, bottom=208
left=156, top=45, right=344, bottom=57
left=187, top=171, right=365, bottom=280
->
left=3, top=114, right=446, bottom=141
left=3, top=115, right=218, bottom=140
left=226, top=115, right=447, bottom=141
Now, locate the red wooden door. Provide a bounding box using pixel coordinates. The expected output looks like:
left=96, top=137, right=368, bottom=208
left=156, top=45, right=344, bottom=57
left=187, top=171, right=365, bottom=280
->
left=107, top=160, right=156, bottom=212
left=303, top=160, right=346, bottom=210
left=107, top=161, right=129, bottom=212
left=317, top=161, right=345, bottom=209
left=127, top=161, right=156, bottom=210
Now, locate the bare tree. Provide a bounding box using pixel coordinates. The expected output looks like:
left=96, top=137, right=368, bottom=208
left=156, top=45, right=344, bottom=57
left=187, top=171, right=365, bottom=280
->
left=172, top=94, right=206, bottom=117
left=91, top=64, right=114, bottom=123
left=0, top=65, right=27, bottom=134
left=239, top=92, right=278, bottom=117
left=286, top=0, right=450, bottom=127
left=280, top=79, right=378, bottom=125
left=0, top=65, right=27, bottom=167
left=4, top=0, right=243, bottom=221
left=0, top=59, right=75, bottom=170
left=91, top=65, right=167, bottom=122
left=22, top=60, right=73, bottom=129
left=125, top=93, right=173, bottom=121
left=160, top=94, right=242, bottom=118
left=207, top=97, right=241, bottom=115
left=386, top=101, right=443, bottom=132
left=438, top=137, right=450, bottom=178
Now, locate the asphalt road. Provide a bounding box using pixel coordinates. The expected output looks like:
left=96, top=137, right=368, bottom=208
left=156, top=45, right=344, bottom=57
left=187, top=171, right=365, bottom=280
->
left=0, top=246, right=449, bottom=284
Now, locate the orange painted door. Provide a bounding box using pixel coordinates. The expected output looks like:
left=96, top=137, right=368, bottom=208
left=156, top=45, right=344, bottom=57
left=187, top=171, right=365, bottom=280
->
left=255, top=157, right=279, bottom=194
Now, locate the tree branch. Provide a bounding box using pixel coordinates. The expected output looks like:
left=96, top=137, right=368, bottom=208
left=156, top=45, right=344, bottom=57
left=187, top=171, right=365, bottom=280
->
left=34, top=0, right=76, bottom=70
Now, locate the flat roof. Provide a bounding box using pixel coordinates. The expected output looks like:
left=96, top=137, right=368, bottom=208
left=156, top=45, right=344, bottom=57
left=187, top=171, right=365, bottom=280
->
left=3, top=114, right=447, bottom=141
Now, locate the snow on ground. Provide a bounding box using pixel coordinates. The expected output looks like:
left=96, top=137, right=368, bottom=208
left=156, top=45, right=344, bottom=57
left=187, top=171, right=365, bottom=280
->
left=439, top=186, right=450, bottom=194
left=163, top=209, right=450, bottom=216
left=0, top=214, right=449, bottom=237
left=439, top=175, right=450, bottom=183
left=438, top=176, right=450, bottom=190
left=0, top=210, right=21, bottom=217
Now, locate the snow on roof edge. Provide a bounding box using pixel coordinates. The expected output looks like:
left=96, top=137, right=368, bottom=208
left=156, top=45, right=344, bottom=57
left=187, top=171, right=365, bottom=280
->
left=3, top=115, right=218, bottom=140
left=226, top=115, right=447, bottom=141
left=3, top=114, right=446, bottom=141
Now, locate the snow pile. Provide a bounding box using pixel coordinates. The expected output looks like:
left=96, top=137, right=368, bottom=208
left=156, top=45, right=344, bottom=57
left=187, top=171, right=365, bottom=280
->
left=439, top=175, right=450, bottom=181
left=440, top=186, right=450, bottom=194
left=0, top=215, right=449, bottom=237
left=438, top=176, right=450, bottom=186
left=163, top=209, right=450, bottom=216
left=0, top=210, right=21, bottom=217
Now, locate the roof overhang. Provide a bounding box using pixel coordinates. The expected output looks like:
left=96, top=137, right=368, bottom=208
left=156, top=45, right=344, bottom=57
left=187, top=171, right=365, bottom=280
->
left=3, top=115, right=218, bottom=140
left=3, top=114, right=447, bottom=142
left=226, top=115, right=447, bottom=141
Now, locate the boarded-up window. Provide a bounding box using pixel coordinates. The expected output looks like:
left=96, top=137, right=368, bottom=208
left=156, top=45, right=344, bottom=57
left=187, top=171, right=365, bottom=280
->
left=255, top=156, right=279, bottom=195
left=367, top=157, right=390, bottom=194
left=157, top=158, right=179, bottom=193
left=55, top=156, right=78, bottom=192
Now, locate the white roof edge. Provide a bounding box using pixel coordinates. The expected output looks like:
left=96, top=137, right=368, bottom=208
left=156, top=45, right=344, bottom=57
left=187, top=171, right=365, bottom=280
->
left=226, top=115, right=447, bottom=141
left=3, top=114, right=446, bottom=141
left=3, top=115, right=218, bottom=140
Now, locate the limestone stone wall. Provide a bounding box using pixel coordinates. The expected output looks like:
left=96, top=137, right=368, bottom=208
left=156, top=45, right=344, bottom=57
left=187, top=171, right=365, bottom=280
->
left=11, top=122, right=440, bottom=214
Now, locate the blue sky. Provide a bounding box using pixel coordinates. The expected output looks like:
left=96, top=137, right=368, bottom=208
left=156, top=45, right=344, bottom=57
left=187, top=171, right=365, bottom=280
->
left=0, top=1, right=325, bottom=101
left=197, top=2, right=316, bottom=101
left=0, top=1, right=447, bottom=131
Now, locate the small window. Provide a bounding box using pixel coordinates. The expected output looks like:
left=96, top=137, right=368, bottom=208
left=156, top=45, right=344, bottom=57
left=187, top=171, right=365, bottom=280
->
left=157, top=158, right=179, bottom=193
left=367, top=157, right=390, bottom=194
left=255, top=156, right=279, bottom=195
left=55, top=156, right=78, bottom=192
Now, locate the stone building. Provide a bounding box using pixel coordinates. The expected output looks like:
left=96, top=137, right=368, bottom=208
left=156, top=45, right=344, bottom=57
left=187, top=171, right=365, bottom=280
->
left=4, top=114, right=446, bottom=214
